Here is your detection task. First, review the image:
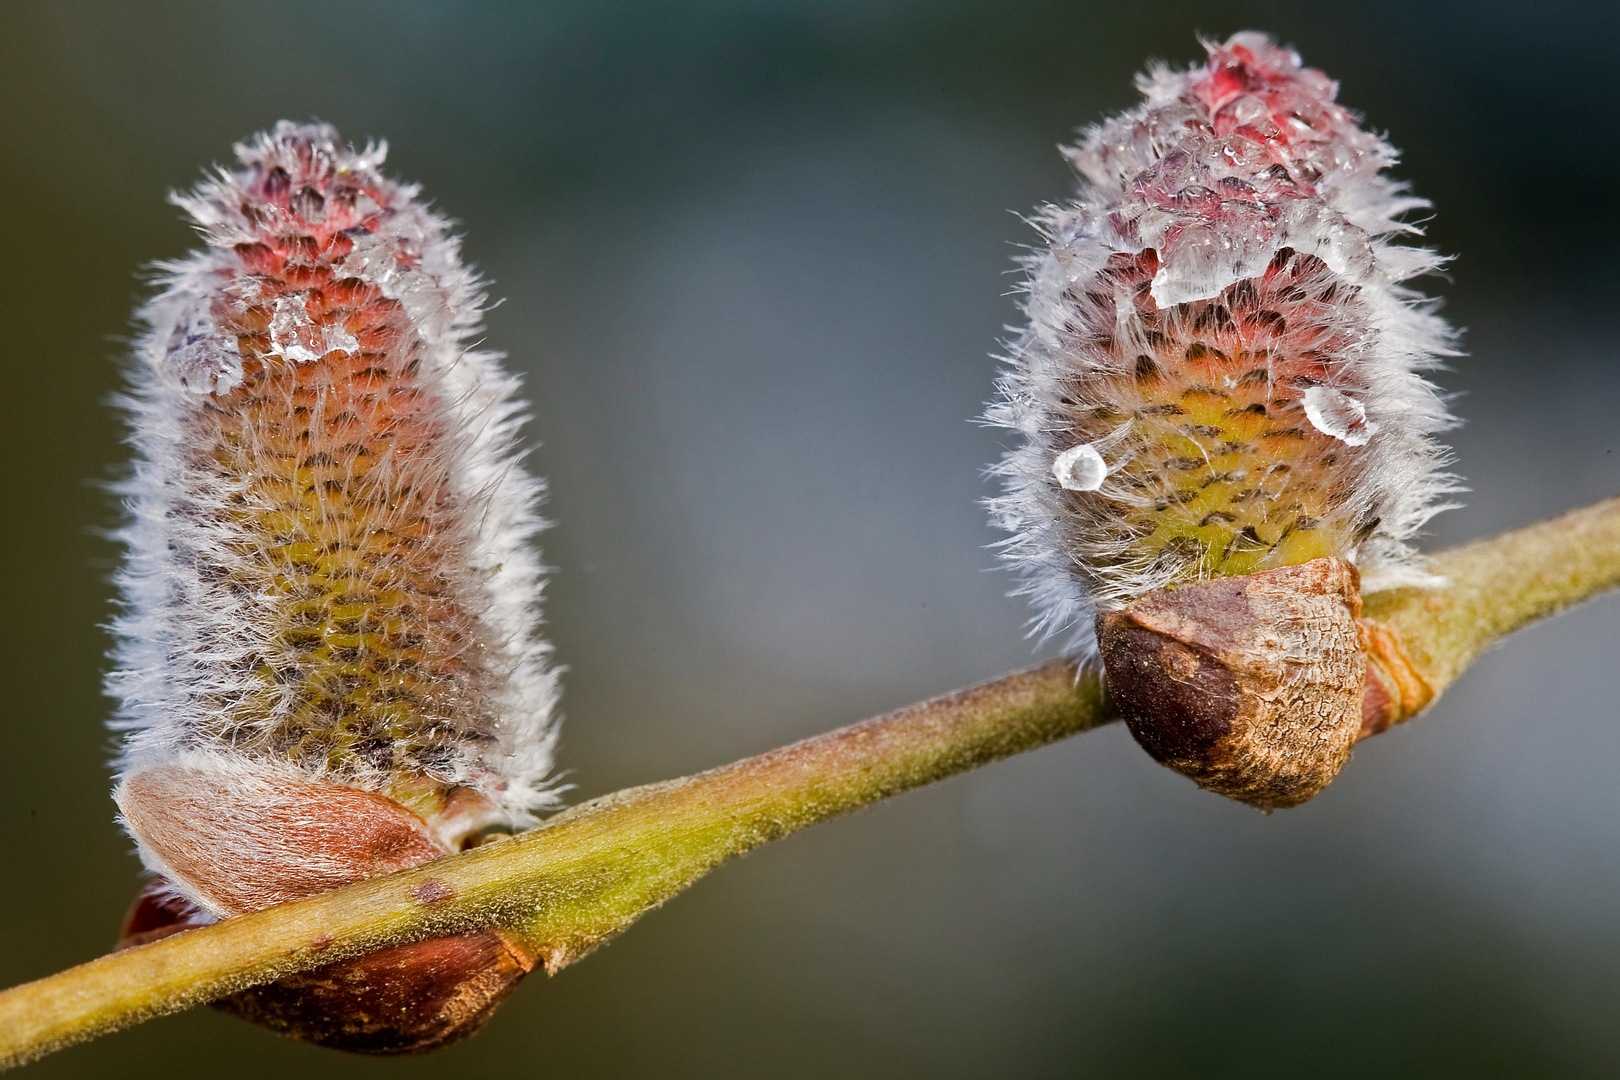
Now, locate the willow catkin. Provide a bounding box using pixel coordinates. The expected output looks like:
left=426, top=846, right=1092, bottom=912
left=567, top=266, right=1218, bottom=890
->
left=106, top=122, right=557, bottom=1049
left=986, top=34, right=1459, bottom=807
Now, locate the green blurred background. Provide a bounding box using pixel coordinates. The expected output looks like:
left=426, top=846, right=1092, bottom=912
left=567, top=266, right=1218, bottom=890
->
left=3, top=1, right=1619, bottom=1075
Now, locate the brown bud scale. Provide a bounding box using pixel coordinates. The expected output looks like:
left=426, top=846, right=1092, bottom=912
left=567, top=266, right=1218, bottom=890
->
left=1098, top=556, right=1366, bottom=809
left=118, top=880, right=535, bottom=1054
left=216, top=929, right=536, bottom=1054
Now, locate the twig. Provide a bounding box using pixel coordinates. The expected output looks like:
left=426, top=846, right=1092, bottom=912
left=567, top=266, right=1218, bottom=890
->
left=1, top=495, right=1617, bottom=1069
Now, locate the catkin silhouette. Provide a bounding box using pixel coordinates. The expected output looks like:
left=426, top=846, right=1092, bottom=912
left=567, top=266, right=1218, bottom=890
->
left=108, top=122, right=559, bottom=920
left=987, top=33, right=1459, bottom=656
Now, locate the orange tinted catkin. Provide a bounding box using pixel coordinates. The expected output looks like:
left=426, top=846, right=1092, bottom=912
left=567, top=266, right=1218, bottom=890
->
left=987, top=35, right=1459, bottom=807
left=108, top=122, right=558, bottom=1050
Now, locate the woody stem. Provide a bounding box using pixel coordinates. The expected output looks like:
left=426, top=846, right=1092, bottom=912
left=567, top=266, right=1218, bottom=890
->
left=1, top=495, right=1617, bottom=1070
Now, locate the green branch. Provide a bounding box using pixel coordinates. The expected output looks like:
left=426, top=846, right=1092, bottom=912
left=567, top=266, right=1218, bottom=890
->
left=1362, top=496, right=1620, bottom=691
left=2, top=495, right=1617, bottom=1070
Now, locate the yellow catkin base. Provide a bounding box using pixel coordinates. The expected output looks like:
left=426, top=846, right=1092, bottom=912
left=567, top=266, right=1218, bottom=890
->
left=190, top=237, right=496, bottom=811
left=1055, top=247, right=1375, bottom=587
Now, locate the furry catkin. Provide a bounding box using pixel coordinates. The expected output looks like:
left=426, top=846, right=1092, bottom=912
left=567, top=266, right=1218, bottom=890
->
left=987, top=32, right=1459, bottom=656
left=986, top=34, right=1459, bottom=807
left=106, top=123, right=556, bottom=1049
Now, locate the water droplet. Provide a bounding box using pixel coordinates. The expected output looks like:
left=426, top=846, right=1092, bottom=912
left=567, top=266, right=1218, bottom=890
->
left=269, top=294, right=357, bottom=363
left=163, top=300, right=242, bottom=394
left=1053, top=442, right=1109, bottom=491
left=1302, top=386, right=1378, bottom=446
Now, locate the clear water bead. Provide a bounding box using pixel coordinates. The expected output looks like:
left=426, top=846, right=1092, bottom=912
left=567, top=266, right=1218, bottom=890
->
left=1053, top=442, right=1109, bottom=490
left=163, top=299, right=244, bottom=395
left=1302, top=385, right=1379, bottom=446
left=270, top=293, right=360, bottom=364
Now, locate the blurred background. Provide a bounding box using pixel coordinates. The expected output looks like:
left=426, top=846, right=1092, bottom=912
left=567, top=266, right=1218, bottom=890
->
left=2, top=1, right=1618, bottom=1076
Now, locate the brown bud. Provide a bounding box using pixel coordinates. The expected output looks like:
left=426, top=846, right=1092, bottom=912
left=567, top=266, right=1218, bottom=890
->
left=1097, top=557, right=1366, bottom=809
left=118, top=877, right=536, bottom=1054
left=215, top=928, right=536, bottom=1054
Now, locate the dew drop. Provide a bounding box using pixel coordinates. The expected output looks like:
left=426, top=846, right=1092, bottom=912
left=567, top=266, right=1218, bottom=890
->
left=1053, top=442, right=1109, bottom=491
left=164, top=300, right=243, bottom=395
left=269, top=294, right=357, bottom=363
left=1302, top=386, right=1378, bottom=446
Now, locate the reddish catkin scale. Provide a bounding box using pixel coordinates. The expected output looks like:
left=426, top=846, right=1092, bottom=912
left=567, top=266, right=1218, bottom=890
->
left=987, top=34, right=1458, bottom=807
left=108, top=124, right=558, bottom=1050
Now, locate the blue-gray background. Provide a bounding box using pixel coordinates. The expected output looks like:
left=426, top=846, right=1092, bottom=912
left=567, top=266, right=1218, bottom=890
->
left=2, top=1, right=1618, bottom=1076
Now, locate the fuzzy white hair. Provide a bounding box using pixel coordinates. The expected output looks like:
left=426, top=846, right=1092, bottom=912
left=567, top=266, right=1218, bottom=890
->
left=986, top=33, right=1461, bottom=656
left=108, top=122, right=561, bottom=842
